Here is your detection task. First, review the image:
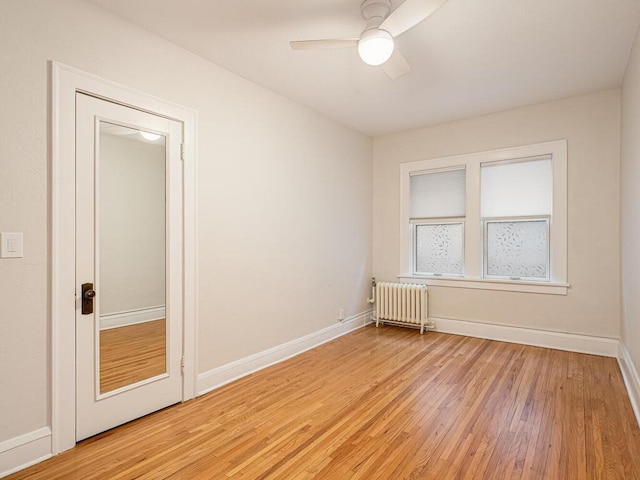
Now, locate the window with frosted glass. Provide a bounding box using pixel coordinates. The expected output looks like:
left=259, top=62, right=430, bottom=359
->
left=481, top=158, right=552, bottom=280
left=415, top=223, right=464, bottom=275
left=410, top=168, right=465, bottom=276
left=485, top=219, right=548, bottom=280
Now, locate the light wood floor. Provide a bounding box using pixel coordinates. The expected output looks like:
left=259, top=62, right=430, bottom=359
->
left=100, top=319, right=166, bottom=393
left=9, top=326, right=640, bottom=479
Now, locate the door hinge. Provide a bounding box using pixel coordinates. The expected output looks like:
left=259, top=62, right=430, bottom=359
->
left=180, top=143, right=185, bottom=162
left=181, top=356, right=186, bottom=375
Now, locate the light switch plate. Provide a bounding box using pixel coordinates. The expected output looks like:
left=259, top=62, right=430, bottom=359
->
left=1, top=232, right=24, bottom=258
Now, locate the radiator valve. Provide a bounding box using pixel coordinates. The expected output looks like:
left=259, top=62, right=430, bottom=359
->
left=367, top=277, right=376, bottom=304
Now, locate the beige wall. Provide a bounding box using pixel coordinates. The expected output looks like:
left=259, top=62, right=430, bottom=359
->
left=373, top=90, right=621, bottom=338
left=0, top=0, right=372, bottom=442
left=621, top=28, right=640, bottom=376
left=99, top=134, right=166, bottom=316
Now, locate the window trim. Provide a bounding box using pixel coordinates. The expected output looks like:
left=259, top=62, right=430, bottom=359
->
left=399, top=140, right=568, bottom=295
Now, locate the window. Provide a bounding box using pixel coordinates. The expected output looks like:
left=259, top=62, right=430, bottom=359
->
left=481, top=158, right=552, bottom=281
left=415, top=223, right=464, bottom=276
left=484, top=219, right=548, bottom=280
left=410, top=169, right=465, bottom=276
left=399, top=141, right=567, bottom=295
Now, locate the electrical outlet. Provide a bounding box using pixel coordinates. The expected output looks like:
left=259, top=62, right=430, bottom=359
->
left=338, top=308, right=345, bottom=321
left=0, top=232, right=23, bottom=258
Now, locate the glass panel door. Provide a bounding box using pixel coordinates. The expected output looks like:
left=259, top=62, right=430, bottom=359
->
left=76, top=93, right=183, bottom=441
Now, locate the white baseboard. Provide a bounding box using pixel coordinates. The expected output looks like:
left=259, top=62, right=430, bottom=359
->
left=430, top=316, right=619, bottom=357
left=0, top=427, right=52, bottom=478
left=198, top=310, right=373, bottom=396
left=100, top=305, right=165, bottom=330
left=618, top=343, right=640, bottom=428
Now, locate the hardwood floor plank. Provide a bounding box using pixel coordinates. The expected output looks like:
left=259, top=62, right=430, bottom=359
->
left=7, top=326, right=640, bottom=480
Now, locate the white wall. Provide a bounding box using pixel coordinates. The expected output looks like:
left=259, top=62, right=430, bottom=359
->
left=0, top=0, right=372, bottom=443
left=621, top=28, right=640, bottom=381
left=99, top=133, right=166, bottom=316
left=373, top=90, right=621, bottom=338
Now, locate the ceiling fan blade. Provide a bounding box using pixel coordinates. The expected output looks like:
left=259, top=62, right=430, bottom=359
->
left=382, top=49, right=411, bottom=80
left=289, top=39, right=359, bottom=50
left=380, top=0, right=447, bottom=37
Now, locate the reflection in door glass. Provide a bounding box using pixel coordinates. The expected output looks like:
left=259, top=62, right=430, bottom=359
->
left=98, top=121, right=167, bottom=394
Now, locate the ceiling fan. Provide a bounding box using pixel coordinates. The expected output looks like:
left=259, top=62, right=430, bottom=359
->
left=290, top=0, right=447, bottom=80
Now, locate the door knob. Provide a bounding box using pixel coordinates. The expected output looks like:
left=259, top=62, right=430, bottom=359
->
left=81, top=283, right=96, bottom=315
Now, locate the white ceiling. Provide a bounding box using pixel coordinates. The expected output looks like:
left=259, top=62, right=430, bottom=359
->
left=88, top=0, right=640, bottom=136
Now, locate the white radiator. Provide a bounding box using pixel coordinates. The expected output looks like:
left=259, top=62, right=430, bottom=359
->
left=375, top=282, right=429, bottom=334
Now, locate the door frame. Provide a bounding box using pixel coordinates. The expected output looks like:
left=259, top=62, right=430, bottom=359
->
left=51, top=62, right=198, bottom=454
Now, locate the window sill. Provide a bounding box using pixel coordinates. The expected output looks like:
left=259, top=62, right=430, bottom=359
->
left=397, top=275, right=569, bottom=295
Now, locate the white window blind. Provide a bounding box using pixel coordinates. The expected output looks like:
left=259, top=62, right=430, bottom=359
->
left=481, top=158, right=552, bottom=217
left=410, top=168, right=466, bottom=219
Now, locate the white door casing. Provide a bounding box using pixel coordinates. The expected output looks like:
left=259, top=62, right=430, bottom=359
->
left=52, top=63, right=198, bottom=452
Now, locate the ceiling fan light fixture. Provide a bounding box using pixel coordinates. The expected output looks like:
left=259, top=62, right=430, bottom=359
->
left=140, top=131, right=162, bottom=141
left=358, top=29, right=394, bottom=66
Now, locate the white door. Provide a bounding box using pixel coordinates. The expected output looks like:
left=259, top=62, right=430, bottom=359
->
left=75, top=93, right=184, bottom=441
